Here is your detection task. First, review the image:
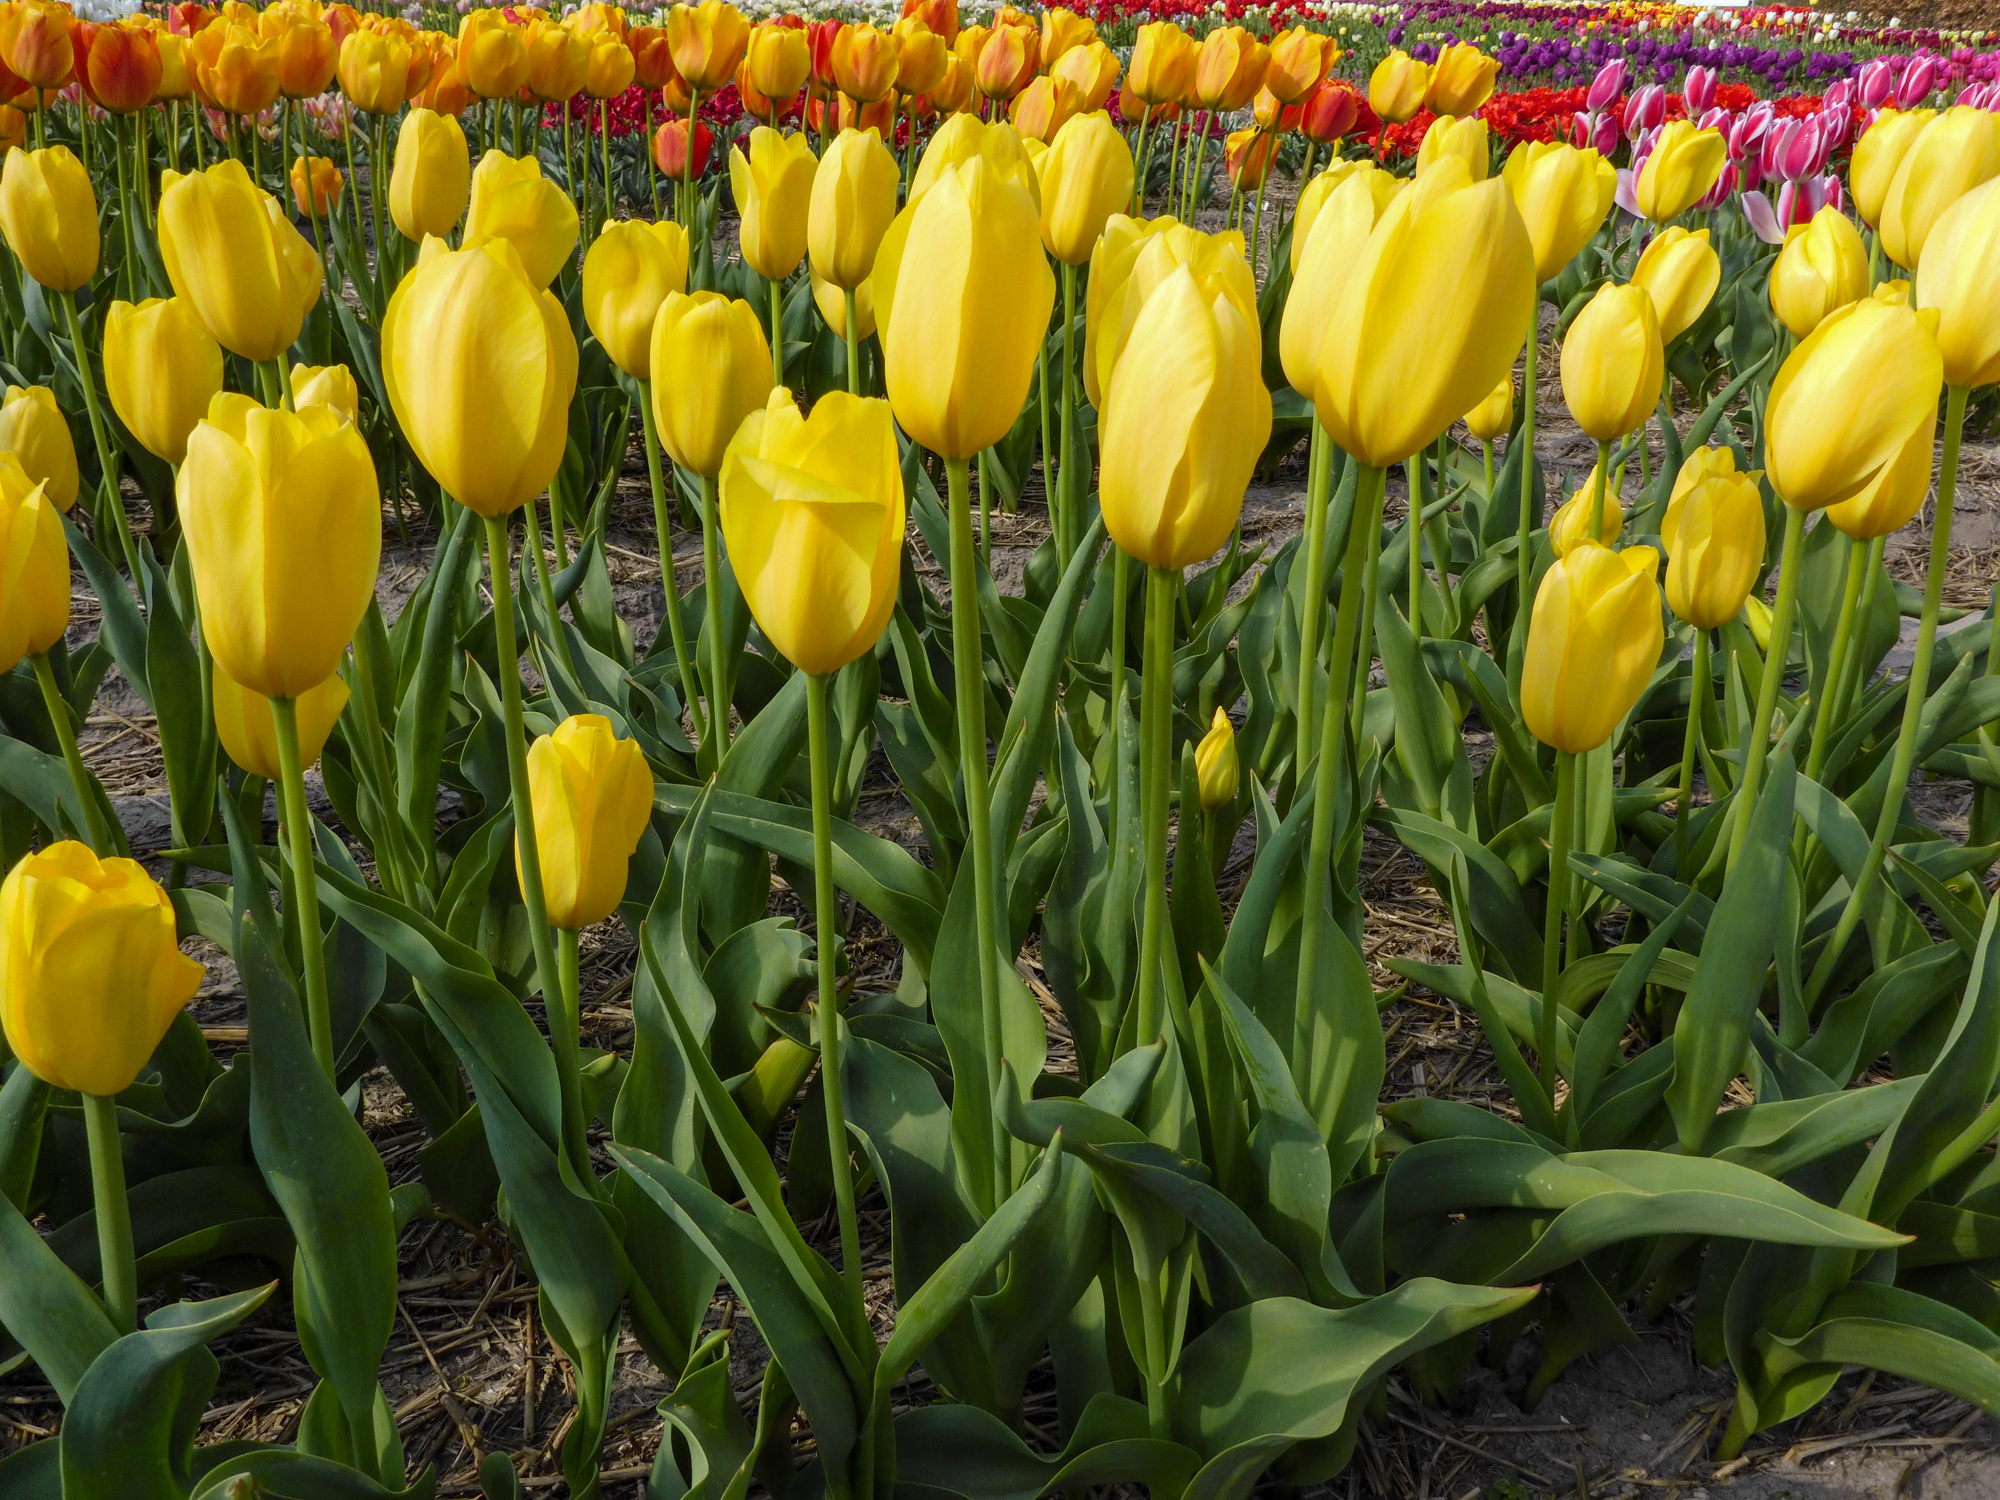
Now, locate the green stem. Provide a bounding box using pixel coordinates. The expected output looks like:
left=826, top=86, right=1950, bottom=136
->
left=700, top=473, right=730, bottom=760
left=1806, top=385, right=1970, bottom=1001
left=843, top=286, right=859, bottom=395
left=1482, top=439, right=1494, bottom=509
left=1805, top=534, right=1867, bottom=790
left=525, top=490, right=579, bottom=678
left=1587, top=438, right=1612, bottom=543
left=58, top=291, right=140, bottom=577
left=270, top=694, right=335, bottom=1077
left=347, top=633, right=408, bottom=903
left=551, top=925, right=591, bottom=1183
left=1036, top=338, right=1053, bottom=540
left=1294, top=419, right=1334, bottom=775
left=1405, top=456, right=1424, bottom=641
left=601, top=97, right=613, bottom=228
left=1134, top=562, right=1174, bottom=1047
left=369, top=114, right=386, bottom=285
left=1059, top=262, right=1077, bottom=567
left=82, top=1091, right=136, bottom=1334
left=1673, top=630, right=1710, bottom=878
left=1539, top=749, right=1577, bottom=1099
left=1111, top=542, right=1130, bottom=801
left=1726, top=502, right=1807, bottom=872
left=1510, top=328, right=1541, bottom=698
left=1349, top=479, right=1385, bottom=747
left=32, top=652, right=113, bottom=852
left=1138, top=1251, right=1170, bottom=1441
left=640, top=381, right=705, bottom=743
left=1831, top=536, right=1886, bottom=735
left=977, top=450, right=993, bottom=564
left=1129, top=104, right=1152, bottom=215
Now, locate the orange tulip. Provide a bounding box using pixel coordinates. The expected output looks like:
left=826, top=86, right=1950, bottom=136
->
left=899, top=0, right=959, bottom=48
left=1195, top=25, right=1268, bottom=113
left=289, top=153, right=341, bottom=217
left=665, top=0, right=748, bottom=94
left=1264, top=26, right=1330, bottom=105
left=974, top=18, right=1036, bottom=101
left=87, top=24, right=160, bottom=112
left=830, top=21, right=897, bottom=103
left=267, top=11, right=335, bottom=99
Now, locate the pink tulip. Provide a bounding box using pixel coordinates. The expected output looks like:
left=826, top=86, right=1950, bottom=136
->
left=1587, top=58, right=1627, bottom=112
left=1857, top=57, right=1895, bottom=110
left=1895, top=55, right=1937, bottom=107
left=1683, top=66, right=1717, bottom=116
left=1624, top=83, right=1666, bottom=142
left=1696, top=160, right=1737, bottom=212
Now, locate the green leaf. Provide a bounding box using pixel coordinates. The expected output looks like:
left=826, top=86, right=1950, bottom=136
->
left=0, top=1175, right=119, bottom=1403
left=891, top=1393, right=1198, bottom=1500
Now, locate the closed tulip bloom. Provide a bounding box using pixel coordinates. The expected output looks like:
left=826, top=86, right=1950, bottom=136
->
left=1880, top=106, right=2000, bottom=271
left=1769, top=207, right=1868, bottom=340
left=1465, top=374, right=1513, bottom=441
left=813, top=268, right=875, bottom=340
left=1548, top=471, right=1625, bottom=555
left=1561, top=282, right=1663, bottom=441
left=890, top=20, right=946, bottom=98
left=1633, top=120, right=1727, bottom=222
left=1263, top=27, right=1328, bottom=106
left=384, top=237, right=576, bottom=518
left=159, top=161, right=321, bottom=362
left=0, top=385, right=74, bottom=512
left=1666, top=444, right=1738, bottom=516
left=212, top=660, right=349, bottom=781
left=830, top=21, right=896, bottom=102
left=288, top=153, right=342, bottom=218
left=1630, top=225, right=1719, bottom=343
left=1283, top=169, right=1396, bottom=399
left=103, top=298, right=223, bottom=467
left=1289, top=159, right=1399, bottom=273
left=1194, top=26, right=1267, bottom=113
left=414, top=41, right=472, bottom=115
left=1851, top=107, right=1933, bottom=228
left=1051, top=38, right=1116, bottom=111
left=583, top=35, right=633, bottom=97
left=652, top=117, right=715, bottom=179
left=518, top=714, right=655, bottom=931
left=1010, top=75, right=1081, bottom=145
left=1368, top=49, right=1431, bottom=125
left=649, top=291, right=772, bottom=477
left=389, top=107, right=469, bottom=241
left=1038, top=109, right=1132, bottom=264
left=456, top=9, right=528, bottom=98
left=1521, top=542, right=1665, bottom=755
left=1662, top=470, right=1766, bottom=629
left=521, top=21, right=585, bottom=99
left=1195, top=707, right=1238, bottom=812
left=974, top=19, right=1036, bottom=101
left=1315, top=162, right=1537, bottom=469
left=628, top=24, right=677, bottom=89
left=1416, top=114, right=1489, bottom=180
left=1426, top=41, right=1497, bottom=117
left=192, top=22, right=282, bottom=114
left=1099, top=264, right=1270, bottom=570
left=729, top=126, right=813, bottom=282
left=0, top=843, right=205, bottom=1098
left=0, top=465, right=68, bottom=667
left=466, top=151, right=578, bottom=289
left=1765, top=291, right=1943, bottom=514
left=269, top=13, right=335, bottom=98
left=1917, top=175, right=2000, bottom=390
left=582, top=218, right=689, bottom=379
left=0, top=146, right=97, bottom=291
left=1090, top=219, right=1255, bottom=406
left=742, top=20, right=807, bottom=104
left=666, top=0, right=748, bottom=93
left=89, top=24, right=162, bottom=111
left=808, top=126, right=897, bottom=290
left=1502, top=140, right=1617, bottom=283
left=720, top=388, right=904, bottom=677
left=1127, top=21, right=1193, bottom=108
left=288, top=362, right=359, bottom=421
left=901, top=0, right=959, bottom=47
left=1825, top=407, right=1936, bottom=541
left=337, top=25, right=406, bottom=112
left=0, top=4, right=72, bottom=91
left=1039, top=7, right=1094, bottom=69
left=179, top=394, right=380, bottom=699
left=1300, top=78, right=1362, bottom=145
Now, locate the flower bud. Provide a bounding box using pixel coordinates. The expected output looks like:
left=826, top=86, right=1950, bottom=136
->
left=1769, top=206, right=1867, bottom=340
left=466, top=150, right=578, bottom=290
left=729, top=125, right=813, bottom=283
left=1521, top=542, right=1664, bottom=755
left=649, top=291, right=773, bottom=477
left=1502, top=140, right=1616, bottom=283
left=1632, top=120, right=1727, bottom=222
left=1549, top=469, right=1625, bottom=556
left=288, top=153, right=342, bottom=218
left=1367, top=48, right=1430, bottom=125
left=1465, top=374, right=1513, bottom=442
left=1662, top=469, right=1766, bottom=629
left=518, top=714, right=655, bottom=931
left=582, top=218, right=689, bottom=380
left=652, top=117, right=715, bottom=180
left=808, top=126, right=898, bottom=290
left=0, top=461, right=68, bottom=668
left=159, top=159, right=321, bottom=362
left=0, top=145, right=98, bottom=291
left=212, top=660, right=349, bottom=781
left=1035, top=109, right=1130, bottom=265
left=389, top=107, right=469, bottom=242
left=0, top=385, right=74, bottom=512
left=1195, top=707, right=1238, bottom=812
left=104, top=298, right=224, bottom=468
left=1630, top=225, right=1719, bottom=343
left=1561, top=281, right=1663, bottom=442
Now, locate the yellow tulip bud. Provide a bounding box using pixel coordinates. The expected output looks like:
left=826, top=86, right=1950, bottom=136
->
left=909, top=114, right=1043, bottom=208
left=0, top=467, right=68, bottom=670
left=338, top=26, right=410, bottom=114
left=1425, top=41, right=1497, bottom=118
left=875, top=152, right=1055, bottom=460
left=1127, top=21, right=1194, bottom=108
left=0, top=385, right=74, bottom=513
left=1742, top=593, right=1773, bottom=653
left=1667, top=444, right=1737, bottom=515
left=1282, top=170, right=1395, bottom=401
left=0, top=842, right=205, bottom=1098
left=666, top=0, right=750, bottom=94
left=1521, top=542, right=1664, bottom=755
left=1195, top=707, right=1238, bottom=811
left=1090, top=220, right=1255, bottom=409
left=1630, top=225, right=1718, bottom=344
left=522, top=19, right=589, bottom=100
left=1661, top=470, right=1766, bottom=629
left=1193, top=26, right=1268, bottom=113
left=1501, top=140, right=1617, bottom=284
left=1561, top=281, right=1663, bottom=442
left=179, top=395, right=381, bottom=700
left=813, top=268, right=876, bottom=340
left=1880, top=106, right=2000, bottom=272
left=289, top=362, right=360, bottom=421
left=807, top=127, right=899, bottom=291
left=0, top=145, right=99, bottom=291
left=383, top=236, right=578, bottom=519
left=1367, top=48, right=1430, bottom=125
left=1099, top=264, right=1270, bottom=571
left=212, top=659, right=350, bottom=782
left=1823, top=395, right=1936, bottom=541
left=466, top=150, right=579, bottom=290
left=1464, top=374, right=1513, bottom=442
left=1290, top=161, right=1398, bottom=275
left=456, top=10, right=530, bottom=99
left=729, top=125, right=815, bottom=282
left=103, top=299, right=224, bottom=469
left=720, top=388, right=905, bottom=678
left=159, top=160, right=323, bottom=363
left=1036, top=109, right=1131, bottom=265
left=1085, top=215, right=1172, bottom=405
left=744, top=22, right=810, bottom=106
left=1051, top=38, right=1118, bottom=113
left=649, top=291, right=773, bottom=478
left=1415, top=113, right=1488, bottom=181
left=1632, top=120, right=1727, bottom=222
left=1851, top=107, right=1934, bottom=230
left=1769, top=207, right=1868, bottom=340
left=1549, top=469, right=1625, bottom=556
left=390, top=107, right=471, bottom=242
left=582, top=218, right=689, bottom=380
left=1314, top=162, right=1536, bottom=469
left=518, top=713, right=656, bottom=931
left=583, top=35, right=634, bottom=98
left=1915, top=174, right=2000, bottom=391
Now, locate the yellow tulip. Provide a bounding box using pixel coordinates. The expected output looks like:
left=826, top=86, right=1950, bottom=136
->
left=875, top=152, right=1055, bottom=460
left=729, top=126, right=815, bottom=282
left=0, top=385, right=74, bottom=513
left=1086, top=215, right=1173, bottom=403
left=1661, top=470, right=1766, bottom=629
left=743, top=22, right=810, bottom=106
left=1521, top=542, right=1665, bottom=755
left=1824, top=410, right=1936, bottom=541
left=813, top=269, right=876, bottom=340
left=523, top=19, right=589, bottom=100
left=518, top=713, right=656, bottom=931
left=1367, top=49, right=1431, bottom=125
left=1290, top=160, right=1399, bottom=274
left=1037, top=109, right=1132, bottom=265
left=390, top=107, right=471, bottom=242
left=1630, top=225, right=1718, bottom=344
left=337, top=26, right=409, bottom=114
left=1099, top=264, right=1270, bottom=571
left=1314, top=161, right=1536, bottom=469
left=1195, top=707, right=1238, bottom=811
left=1282, top=170, right=1395, bottom=401
left=456, top=9, right=529, bottom=98
left=582, top=218, right=689, bottom=379
left=1127, top=21, right=1194, bottom=108
left=909, top=113, right=1042, bottom=207
left=1561, top=281, right=1663, bottom=441
left=0, top=146, right=98, bottom=291
left=1415, top=114, right=1488, bottom=180
left=1193, top=25, right=1268, bottom=113
left=103, top=299, right=223, bottom=469
left=1263, top=27, right=1330, bottom=107
left=1769, top=207, right=1868, bottom=340
left=192, top=21, right=283, bottom=115
left=177, top=394, right=379, bottom=701
left=1632, top=120, right=1727, bottom=222
left=1090, top=220, right=1255, bottom=408
left=1851, top=107, right=1934, bottom=229
left=1666, top=444, right=1738, bottom=517
left=1465, top=374, right=1513, bottom=442
left=0, top=465, right=68, bottom=671
left=583, top=35, right=634, bottom=98
left=1502, top=140, right=1617, bottom=283
left=159, top=159, right=323, bottom=363
left=1051, top=38, right=1118, bottom=112
left=807, top=127, right=899, bottom=291
left=666, top=0, right=749, bottom=93
left=383, top=237, right=578, bottom=519
left=719, top=388, right=904, bottom=677
left=1879, top=105, right=2000, bottom=272
left=1742, top=593, right=1773, bottom=653
left=1765, top=290, right=1943, bottom=514
left=1039, top=7, right=1095, bottom=70
left=466, top=150, right=579, bottom=289
left=1915, top=174, right=2000, bottom=390
left=1548, top=469, right=1625, bottom=555
left=212, top=660, right=350, bottom=782
left=0, top=842, right=205, bottom=1098
left=289, top=362, right=360, bottom=421
left=649, top=291, right=773, bottom=478
left=1426, top=41, right=1497, bottom=117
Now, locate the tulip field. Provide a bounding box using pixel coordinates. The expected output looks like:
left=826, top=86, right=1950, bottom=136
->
left=9, top=0, right=2000, bottom=1495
